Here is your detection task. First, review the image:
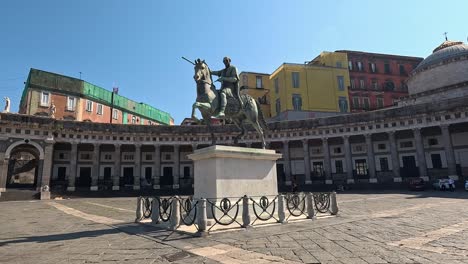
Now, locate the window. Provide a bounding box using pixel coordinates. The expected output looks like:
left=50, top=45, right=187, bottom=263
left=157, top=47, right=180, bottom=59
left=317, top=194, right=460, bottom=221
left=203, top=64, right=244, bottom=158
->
left=85, top=100, right=93, bottom=112
left=58, top=167, right=67, bottom=181
left=242, top=75, right=248, bottom=86
left=183, top=167, right=191, bottom=179
left=384, top=62, right=391, bottom=74
left=428, top=138, right=438, bottom=146
left=66, top=97, right=76, bottom=111
left=357, top=61, right=363, bottom=71
left=399, top=65, right=406, bottom=75
left=353, top=145, right=364, bottom=152
left=359, top=79, right=365, bottom=89
left=336, top=61, right=342, bottom=68
left=131, top=116, right=136, bottom=124
left=431, top=154, right=442, bottom=169
left=311, top=147, right=322, bottom=155
left=379, top=157, right=389, bottom=171
left=338, top=97, right=348, bottom=113
left=104, top=154, right=112, bottom=160
left=112, top=109, right=118, bottom=120
left=350, top=78, right=356, bottom=89
left=41, top=92, right=50, bottom=106
left=371, top=79, right=378, bottom=90
left=123, top=154, right=134, bottom=161
left=256, top=76, right=263, bottom=88
left=104, top=167, right=112, bottom=180
left=334, top=147, right=342, bottom=154
left=274, top=78, right=279, bottom=94
left=377, top=143, right=386, bottom=150
left=275, top=99, right=281, bottom=114
left=292, top=94, right=302, bottom=111
left=355, top=159, right=368, bottom=176
left=335, top=160, right=343, bottom=173
left=80, top=153, right=91, bottom=160
left=145, top=154, right=153, bottom=160
left=377, top=97, right=384, bottom=108
left=353, top=97, right=360, bottom=108
left=312, top=162, right=324, bottom=177
left=363, top=97, right=370, bottom=110
left=385, top=80, right=395, bottom=91
left=292, top=72, right=300, bottom=88
left=400, top=141, right=413, bottom=148
left=348, top=61, right=353, bottom=70
left=97, top=104, right=103, bottom=115
left=337, top=76, right=344, bottom=91
left=369, top=62, right=376, bottom=73
left=400, top=81, right=407, bottom=91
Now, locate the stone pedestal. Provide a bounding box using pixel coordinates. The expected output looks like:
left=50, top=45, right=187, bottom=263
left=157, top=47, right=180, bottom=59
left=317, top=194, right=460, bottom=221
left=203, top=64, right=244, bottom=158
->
left=188, top=145, right=282, bottom=199
left=40, top=191, right=50, bottom=200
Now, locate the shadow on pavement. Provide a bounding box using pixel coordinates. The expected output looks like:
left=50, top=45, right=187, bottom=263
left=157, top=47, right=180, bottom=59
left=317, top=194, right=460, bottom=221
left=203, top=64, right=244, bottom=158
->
left=0, top=222, right=197, bottom=247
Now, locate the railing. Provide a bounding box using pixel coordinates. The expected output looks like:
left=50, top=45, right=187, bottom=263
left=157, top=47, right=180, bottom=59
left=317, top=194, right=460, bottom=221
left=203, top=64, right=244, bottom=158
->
left=135, top=192, right=339, bottom=235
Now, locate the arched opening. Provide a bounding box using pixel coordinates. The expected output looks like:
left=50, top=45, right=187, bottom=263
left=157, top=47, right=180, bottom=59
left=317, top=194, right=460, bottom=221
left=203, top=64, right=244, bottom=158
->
left=6, top=144, right=41, bottom=189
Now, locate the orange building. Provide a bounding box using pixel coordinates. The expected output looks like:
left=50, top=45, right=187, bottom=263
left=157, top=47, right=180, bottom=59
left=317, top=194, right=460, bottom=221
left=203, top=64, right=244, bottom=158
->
left=19, top=69, right=173, bottom=125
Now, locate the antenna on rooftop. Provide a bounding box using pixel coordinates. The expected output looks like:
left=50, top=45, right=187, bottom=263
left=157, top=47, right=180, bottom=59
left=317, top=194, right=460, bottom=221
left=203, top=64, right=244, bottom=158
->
left=79, top=72, right=82, bottom=80
left=443, top=32, right=448, bottom=41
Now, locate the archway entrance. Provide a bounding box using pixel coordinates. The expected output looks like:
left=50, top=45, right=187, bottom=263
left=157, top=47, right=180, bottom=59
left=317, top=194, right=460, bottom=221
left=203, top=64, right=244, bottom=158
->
left=6, top=144, right=40, bottom=189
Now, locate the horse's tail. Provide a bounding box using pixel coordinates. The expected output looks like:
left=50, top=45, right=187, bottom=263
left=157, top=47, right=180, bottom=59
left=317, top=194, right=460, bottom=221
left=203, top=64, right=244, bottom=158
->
left=254, top=98, right=269, bottom=131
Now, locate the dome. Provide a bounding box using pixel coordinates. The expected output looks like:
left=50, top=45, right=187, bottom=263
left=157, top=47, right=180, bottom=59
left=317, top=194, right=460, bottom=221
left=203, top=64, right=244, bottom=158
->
left=415, top=40, right=468, bottom=71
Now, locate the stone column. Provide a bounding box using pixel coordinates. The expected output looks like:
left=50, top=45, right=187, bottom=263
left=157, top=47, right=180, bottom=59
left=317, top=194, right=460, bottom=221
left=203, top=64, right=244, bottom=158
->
left=441, top=125, right=458, bottom=179
left=413, top=128, right=428, bottom=180
left=303, top=139, right=312, bottom=185
left=365, top=134, right=377, bottom=183
left=67, top=143, right=78, bottom=191
left=90, top=143, right=100, bottom=191
left=0, top=153, right=7, bottom=192
left=133, top=144, right=141, bottom=190
left=153, top=144, right=161, bottom=189
left=282, top=140, right=292, bottom=185
left=112, top=144, right=121, bottom=190
left=36, top=159, right=44, bottom=191
left=191, top=143, right=197, bottom=188
left=173, top=145, right=180, bottom=189
left=322, top=137, right=333, bottom=184
left=388, top=131, right=401, bottom=182
left=41, top=143, right=54, bottom=189
left=343, top=136, right=354, bottom=184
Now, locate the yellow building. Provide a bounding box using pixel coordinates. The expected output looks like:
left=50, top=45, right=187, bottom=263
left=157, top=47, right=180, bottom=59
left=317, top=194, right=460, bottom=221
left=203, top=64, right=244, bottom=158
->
left=269, top=51, right=350, bottom=119
left=239, top=71, right=271, bottom=118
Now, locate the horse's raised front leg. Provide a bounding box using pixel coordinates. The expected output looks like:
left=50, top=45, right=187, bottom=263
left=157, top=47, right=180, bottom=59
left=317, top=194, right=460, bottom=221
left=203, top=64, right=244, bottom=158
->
left=191, top=102, right=200, bottom=122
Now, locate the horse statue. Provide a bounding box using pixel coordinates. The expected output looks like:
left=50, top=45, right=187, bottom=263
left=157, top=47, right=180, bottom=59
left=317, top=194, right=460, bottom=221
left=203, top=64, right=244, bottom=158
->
left=190, top=58, right=268, bottom=148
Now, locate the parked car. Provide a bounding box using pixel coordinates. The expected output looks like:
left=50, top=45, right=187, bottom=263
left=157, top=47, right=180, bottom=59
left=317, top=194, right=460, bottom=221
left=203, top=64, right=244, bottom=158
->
left=433, top=178, right=455, bottom=191
left=409, top=177, right=425, bottom=191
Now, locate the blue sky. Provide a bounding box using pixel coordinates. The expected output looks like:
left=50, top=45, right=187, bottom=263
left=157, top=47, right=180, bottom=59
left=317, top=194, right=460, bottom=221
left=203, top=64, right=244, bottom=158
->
left=1, top=0, right=467, bottom=124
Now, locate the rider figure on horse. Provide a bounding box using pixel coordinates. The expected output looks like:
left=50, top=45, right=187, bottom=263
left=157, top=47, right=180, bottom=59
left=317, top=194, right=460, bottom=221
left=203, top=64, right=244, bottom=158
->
left=210, top=56, right=243, bottom=118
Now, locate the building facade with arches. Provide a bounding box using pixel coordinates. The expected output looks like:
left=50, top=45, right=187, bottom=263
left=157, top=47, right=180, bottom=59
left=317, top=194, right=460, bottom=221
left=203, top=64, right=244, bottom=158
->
left=1, top=40, right=468, bottom=198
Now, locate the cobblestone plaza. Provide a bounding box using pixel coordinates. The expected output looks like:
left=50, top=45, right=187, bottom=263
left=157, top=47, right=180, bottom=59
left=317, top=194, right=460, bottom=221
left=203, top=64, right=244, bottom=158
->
left=1, top=191, right=468, bottom=263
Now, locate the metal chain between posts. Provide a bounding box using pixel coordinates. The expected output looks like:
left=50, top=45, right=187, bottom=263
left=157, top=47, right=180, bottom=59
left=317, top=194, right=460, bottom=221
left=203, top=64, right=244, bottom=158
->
left=207, top=197, right=243, bottom=231
left=158, top=197, right=173, bottom=222
left=179, top=197, right=198, bottom=227
left=250, top=196, right=278, bottom=225
left=313, top=193, right=331, bottom=213
left=285, top=193, right=306, bottom=220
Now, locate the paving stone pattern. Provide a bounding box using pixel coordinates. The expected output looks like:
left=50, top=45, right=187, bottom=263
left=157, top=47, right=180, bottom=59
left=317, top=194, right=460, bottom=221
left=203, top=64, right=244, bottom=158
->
left=1, top=191, right=468, bottom=263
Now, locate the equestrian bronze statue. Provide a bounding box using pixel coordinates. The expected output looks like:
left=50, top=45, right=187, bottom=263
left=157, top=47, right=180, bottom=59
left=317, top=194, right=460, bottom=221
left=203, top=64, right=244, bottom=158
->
left=190, top=58, right=268, bottom=148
